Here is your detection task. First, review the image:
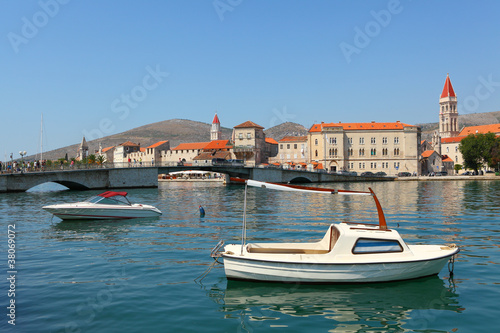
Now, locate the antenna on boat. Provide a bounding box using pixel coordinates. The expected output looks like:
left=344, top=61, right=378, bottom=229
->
left=241, top=182, right=248, bottom=255
left=40, top=113, right=44, bottom=161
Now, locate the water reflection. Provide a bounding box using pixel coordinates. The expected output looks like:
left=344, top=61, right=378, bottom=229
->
left=47, top=218, right=157, bottom=242
left=208, top=277, right=461, bottom=332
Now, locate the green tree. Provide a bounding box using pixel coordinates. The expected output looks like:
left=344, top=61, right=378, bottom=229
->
left=459, top=133, right=497, bottom=172
left=490, top=137, right=500, bottom=171
left=64, top=153, right=68, bottom=161
left=454, top=164, right=462, bottom=173
left=96, top=155, right=105, bottom=166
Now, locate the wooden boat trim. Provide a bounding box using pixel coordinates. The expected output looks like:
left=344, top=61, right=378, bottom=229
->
left=222, top=248, right=460, bottom=265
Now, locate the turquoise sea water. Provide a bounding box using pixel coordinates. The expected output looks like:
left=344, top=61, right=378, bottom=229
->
left=1, top=180, right=500, bottom=332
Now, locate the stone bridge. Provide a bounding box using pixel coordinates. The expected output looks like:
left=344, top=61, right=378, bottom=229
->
left=0, top=166, right=393, bottom=193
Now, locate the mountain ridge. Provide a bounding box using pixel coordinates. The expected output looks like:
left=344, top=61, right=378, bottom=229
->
left=35, top=111, right=500, bottom=160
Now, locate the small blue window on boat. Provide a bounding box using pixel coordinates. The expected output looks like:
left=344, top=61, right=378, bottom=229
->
left=352, top=238, right=403, bottom=254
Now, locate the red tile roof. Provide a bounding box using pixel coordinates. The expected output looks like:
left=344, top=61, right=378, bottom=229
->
left=204, top=140, right=231, bottom=150
left=234, top=120, right=264, bottom=129
left=120, top=141, right=140, bottom=147
left=421, top=150, right=436, bottom=158
left=314, top=163, right=324, bottom=170
left=147, top=140, right=169, bottom=149
left=173, top=142, right=209, bottom=150
left=101, top=146, right=114, bottom=153
left=440, top=74, right=456, bottom=98
left=265, top=138, right=279, bottom=144
left=212, top=113, right=220, bottom=124
left=309, top=121, right=415, bottom=132
left=459, top=123, right=500, bottom=136
left=279, top=136, right=307, bottom=142
left=442, top=154, right=454, bottom=162
left=441, top=136, right=465, bottom=143
left=139, top=148, right=146, bottom=152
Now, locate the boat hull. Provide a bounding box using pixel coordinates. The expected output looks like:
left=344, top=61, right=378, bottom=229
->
left=222, top=250, right=457, bottom=283
left=43, top=205, right=162, bottom=220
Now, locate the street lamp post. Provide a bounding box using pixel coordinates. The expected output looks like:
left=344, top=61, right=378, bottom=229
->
left=19, top=151, right=27, bottom=173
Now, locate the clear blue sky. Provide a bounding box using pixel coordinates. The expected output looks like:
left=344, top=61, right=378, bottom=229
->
left=1, top=0, right=499, bottom=161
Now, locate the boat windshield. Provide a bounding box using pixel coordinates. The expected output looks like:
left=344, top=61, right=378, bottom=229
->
left=85, top=195, right=131, bottom=206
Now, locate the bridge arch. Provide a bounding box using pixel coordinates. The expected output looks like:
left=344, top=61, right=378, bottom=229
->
left=52, top=180, right=90, bottom=191
left=288, top=176, right=312, bottom=184
left=26, top=180, right=90, bottom=192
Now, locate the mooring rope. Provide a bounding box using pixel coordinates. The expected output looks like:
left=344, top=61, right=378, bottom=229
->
left=448, top=255, right=455, bottom=276
left=194, top=252, right=223, bottom=283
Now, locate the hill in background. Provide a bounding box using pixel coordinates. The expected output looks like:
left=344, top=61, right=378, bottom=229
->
left=39, top=119, right=232, bottom=161
left=417, top=110, right=500, bottom=141
left=34, top=110, right=500, bottom=160
left=263, top=122, right=308, bottom=142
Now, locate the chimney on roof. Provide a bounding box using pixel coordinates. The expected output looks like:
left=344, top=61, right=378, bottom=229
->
left=321, top=121, right=324, bottom=124
left=396, top=121, right=400, bottom=123
left=371, top=121, right=375, bottom=123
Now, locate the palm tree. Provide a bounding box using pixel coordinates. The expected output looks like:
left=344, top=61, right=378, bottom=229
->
left=96, top=155, right=106, bottom=167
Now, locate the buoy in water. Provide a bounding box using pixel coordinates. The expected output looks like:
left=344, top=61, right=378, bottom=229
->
left=199, top=205, right=205, bottom=217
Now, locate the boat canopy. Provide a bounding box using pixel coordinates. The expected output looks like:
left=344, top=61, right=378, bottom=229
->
left=245, top=180, right=387, bottom=230
left=246, top=180, right=371, bottom=195
left=97, top=191, right=128, bottom=198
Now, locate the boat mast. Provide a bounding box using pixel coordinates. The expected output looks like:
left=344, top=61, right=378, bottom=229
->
left=241, top=183, right=248, bottom=255
left=40, top=113, right=43, bottom=162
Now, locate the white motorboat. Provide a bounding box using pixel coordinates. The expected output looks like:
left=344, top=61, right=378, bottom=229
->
left=211, top=180, right=459, bottom=283
left=43, top=191, right=162, bottom=220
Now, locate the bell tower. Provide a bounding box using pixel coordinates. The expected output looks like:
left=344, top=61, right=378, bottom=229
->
left=211, top=113, right=222, bottom=141
left=439, top=74, right=459, bottom=138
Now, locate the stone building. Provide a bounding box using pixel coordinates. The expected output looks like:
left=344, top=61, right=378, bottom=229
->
left=307, top=121, right=421, bottom=175
left=439, top=74, right=459, bottom=138
left=76, top=137, right=89, bottom=161
left=231, top=121, right=267, bottom=166
left=210, top=113, right=222, bottom=141
left=272, top=136, right=308, bottom=165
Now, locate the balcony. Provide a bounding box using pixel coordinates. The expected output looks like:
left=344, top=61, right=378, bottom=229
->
left=233, top=145, right=255, bottom=152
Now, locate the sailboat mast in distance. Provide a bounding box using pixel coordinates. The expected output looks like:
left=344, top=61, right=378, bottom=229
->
left=40, top=113, right=43, bottom=161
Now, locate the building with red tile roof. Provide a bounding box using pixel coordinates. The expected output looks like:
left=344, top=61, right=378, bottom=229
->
left=113, top=141, right=141, bottom=165
left=308, top=121, right=415, bottom=133
left=439, top=74, right=459, bottom=138
left=439, top=123, right=500, bottom=172
left=203, top=140, right=232, bottom=150
left=271, top=136, right=308, bottom=165
left=265, top=137, right=279, bottom=145
left=232, top=120, right=269, bottom=166
left=233, top=120, right=264, bottom=129
left=211, top=113, right=222, bottom=141
left=308, top=121, right=420, bottom=175
left=421, top=150, right=452, bottom=175
left=147, top=140, right=169, bottom=149
left=172, top=142, right=210, bottom=151
left=458, top=123, right=500, bottom=136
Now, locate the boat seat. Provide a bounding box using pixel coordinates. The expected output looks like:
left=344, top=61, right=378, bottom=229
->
left=246, top=245, right=330, bottom=254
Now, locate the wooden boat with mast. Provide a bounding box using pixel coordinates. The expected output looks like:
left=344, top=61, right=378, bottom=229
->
left=211, top=180, right=459, bottom=283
